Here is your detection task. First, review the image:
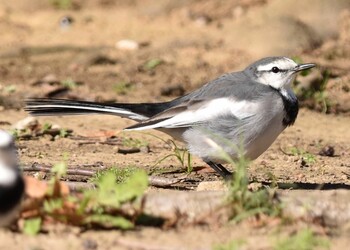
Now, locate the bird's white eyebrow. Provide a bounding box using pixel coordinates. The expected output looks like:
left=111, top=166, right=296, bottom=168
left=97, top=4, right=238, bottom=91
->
left=257, top=60, right=295, bottom=71
left=126, top=98, right=259, bottom=130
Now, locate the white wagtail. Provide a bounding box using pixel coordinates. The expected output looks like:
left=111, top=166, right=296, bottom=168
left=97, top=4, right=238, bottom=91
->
left=0, top=130, right=25, bottom=226
left=25, top=57, right=315, bottom=178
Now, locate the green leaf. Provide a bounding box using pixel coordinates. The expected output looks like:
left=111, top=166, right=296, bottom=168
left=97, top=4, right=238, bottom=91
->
left=61, top=79, right=78, bottom=89
left=95, top=172, right=122, bottom=207
left=94, top=170, right=148, bottom=208
left=113, top=82, right=133, bottom=95
left=144, top=58, right=163, bottom=70
left=274, top=228, right=330, bottom=250
left=4, top=84, right=16, bottom=93
left=59, top=128, right=68, bottom=138
left=23, top=217, right=42, bottom=236
left=51, top=161, right=67, bottom=178
left=42, top=123, right=52, bottom=132
left=86, top=214, right=134, bottom=229
left=114, top=170, right=148, bottom=203
left=43, top=198, right=63, bottom=213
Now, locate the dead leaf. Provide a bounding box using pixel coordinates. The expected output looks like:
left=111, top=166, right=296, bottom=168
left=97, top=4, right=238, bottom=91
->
left=24, top=176, right=48, bottom=199
left=51, top=179, right=70, bottom=197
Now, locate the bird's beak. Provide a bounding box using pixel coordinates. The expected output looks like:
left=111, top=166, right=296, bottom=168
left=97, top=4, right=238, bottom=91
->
left=294, top=63, right=316, bottom=72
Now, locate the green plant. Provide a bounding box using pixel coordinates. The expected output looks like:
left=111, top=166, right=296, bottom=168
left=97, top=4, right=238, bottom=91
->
left=289, top=147, right=316, bottom=165
left=23, top=218, right=42, bottom=236
left=144, top=58, right=163, bottom=70
left=42, top=122, right=52, bottom=132
left=209, top=139, right=281, bottom=222
left=83, top=170, right=148, bottom=228
left=22, top=160, right=148, bottom=233
left=273, top=228, right=330, bottom=250
left=59, top=128, right=69, bottom=138
left=122, top=136, right=148, bottom=148
left=113, top=82, right=133, bottom=95
left=90, top=166, right=138, bottom=184
left=147, top=133, right=193, bottom=173
left=61, top=79, right=78, bottom=89
left=3, top=84, right=16, bottom=93
left=157, top=140, right=193, bottom=173
left=50, top=0, right=73, bottom=9
left=8, top=129, right=20, bottom=140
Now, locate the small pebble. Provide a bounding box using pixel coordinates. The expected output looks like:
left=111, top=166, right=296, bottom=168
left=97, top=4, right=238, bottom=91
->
left=140, top=145, right=150, bottom=153
left=82, top=238, right=98, bottom=250
left=115, top=39, right=139, bottom=50
left=196, top=181, right=227, bottom=191
left=60, top=16, right=74, bottom=29
left=319, top=146, right=335, bottom=157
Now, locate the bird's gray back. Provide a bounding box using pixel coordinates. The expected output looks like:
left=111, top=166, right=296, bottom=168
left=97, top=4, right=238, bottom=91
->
left=170, top=71, right=275, bottom=105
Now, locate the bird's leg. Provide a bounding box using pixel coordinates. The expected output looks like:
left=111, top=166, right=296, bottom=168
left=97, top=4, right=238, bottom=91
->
left=205, top=161, right=233, bottom=180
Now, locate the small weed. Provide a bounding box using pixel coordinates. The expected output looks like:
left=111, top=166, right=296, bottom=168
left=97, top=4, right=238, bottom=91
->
left=22, top=160, right=148, bottom=233
left=213, top=239, right=246, bottom=250
left=227, top=154, right=281, bottom=222
left=8, top=129, right=20, bottom=140
left=147, top=133, right=193, bottom=173
left=207, top=139, right=281, bottom=222
left=9, top=124, right=70, bottom=140
left=61, top=79, right=78, bottom=89
left=122, top=136, right=148, bottom=148
left=113, top=82, right=133, bottom=95
left=59, top=128, right=69, bottom=138
left=42, top=122, right=52, bottom=132
left=23, top=218, right=42, bottom=236
left=3, top=84, right=17, bottom=93
left=156, top=139, right=192, bottom=173
left=289, top=147, right=317, bottom=165
left=144, top=58, right=163, bottom=70
left=83, top=169, right=148, bottom=228
left=273, top=228, right=330, bottom=250
left=265, top=171, right=279, bottom=188
left=90, top=166, right=138, bottom=184
left=50, top=0, right=73, bottom=9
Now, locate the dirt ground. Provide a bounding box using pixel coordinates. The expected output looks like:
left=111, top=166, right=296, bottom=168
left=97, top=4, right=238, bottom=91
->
left=0, top=0, right=350, bottom=249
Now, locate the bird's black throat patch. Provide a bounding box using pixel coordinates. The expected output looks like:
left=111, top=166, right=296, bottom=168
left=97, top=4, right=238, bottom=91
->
left=279, top=92, right=299, bottom=126
left=270, top=87, right=299, bottom=127
left=0, top=175, right=24, bottom=214
left=281, top=95, right=299, bottom=126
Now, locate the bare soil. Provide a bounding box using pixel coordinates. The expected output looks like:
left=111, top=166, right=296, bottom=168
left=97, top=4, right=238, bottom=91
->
left=0, top=0, right=349, bottom=249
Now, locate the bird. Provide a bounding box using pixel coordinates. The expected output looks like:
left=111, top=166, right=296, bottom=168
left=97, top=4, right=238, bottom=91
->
left=0, top=130, right=25, bottom=226
left=25, top=56, right=315, bottom=178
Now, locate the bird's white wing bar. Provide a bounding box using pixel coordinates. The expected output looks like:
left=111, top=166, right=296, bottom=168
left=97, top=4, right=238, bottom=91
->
left=29, top=104, right=148, bottom=120
left=126, top=98, right=259, bottom=130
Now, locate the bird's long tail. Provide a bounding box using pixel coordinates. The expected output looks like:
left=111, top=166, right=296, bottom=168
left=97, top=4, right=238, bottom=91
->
left=25, top=98, right=170, bottom=121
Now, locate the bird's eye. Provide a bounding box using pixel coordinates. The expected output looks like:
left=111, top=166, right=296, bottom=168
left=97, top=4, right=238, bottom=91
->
left=271, top=67, right=280, bottom=73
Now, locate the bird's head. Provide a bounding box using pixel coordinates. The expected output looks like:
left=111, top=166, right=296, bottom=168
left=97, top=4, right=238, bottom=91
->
left=244, top=57, right=315, bottom=90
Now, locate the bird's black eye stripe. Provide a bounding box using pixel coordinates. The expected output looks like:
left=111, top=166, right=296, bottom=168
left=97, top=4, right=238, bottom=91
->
left=258, top=67, right=287, bottom=73
left=272, top=67, right=280, bottom=73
